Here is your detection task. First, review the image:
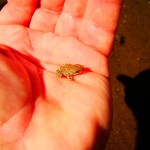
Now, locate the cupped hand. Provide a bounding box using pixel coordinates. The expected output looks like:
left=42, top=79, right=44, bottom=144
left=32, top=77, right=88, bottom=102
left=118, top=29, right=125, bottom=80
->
left=0, top=0, right=122, bottom=149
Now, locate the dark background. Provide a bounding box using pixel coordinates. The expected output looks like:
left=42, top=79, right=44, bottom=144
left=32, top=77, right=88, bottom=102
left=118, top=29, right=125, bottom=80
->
left=106, top=0, right=150, bottom=149
left=0, top=0, right=150, bottom=149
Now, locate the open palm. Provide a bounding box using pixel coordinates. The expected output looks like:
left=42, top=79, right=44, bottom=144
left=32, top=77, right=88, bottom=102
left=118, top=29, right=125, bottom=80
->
left=0, top=0, right=122, bottom=149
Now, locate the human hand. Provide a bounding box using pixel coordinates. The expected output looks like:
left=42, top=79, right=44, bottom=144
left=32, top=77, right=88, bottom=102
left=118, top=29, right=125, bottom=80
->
left=0, top=0, right=122, bottom=149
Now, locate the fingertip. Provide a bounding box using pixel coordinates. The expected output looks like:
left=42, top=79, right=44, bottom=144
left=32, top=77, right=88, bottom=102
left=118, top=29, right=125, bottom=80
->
left=0, top=0, right=39, bottom=26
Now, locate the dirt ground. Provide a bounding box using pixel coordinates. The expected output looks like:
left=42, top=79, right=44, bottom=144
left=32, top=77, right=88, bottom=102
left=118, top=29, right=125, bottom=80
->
left=106, top=0, right=150, bottom=149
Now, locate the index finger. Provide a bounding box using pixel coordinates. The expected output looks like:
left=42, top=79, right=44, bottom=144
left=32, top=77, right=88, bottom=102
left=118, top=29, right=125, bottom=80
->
left=0, top=0, right=39, bottom=26
left=79, top=0, right=123, bottom=56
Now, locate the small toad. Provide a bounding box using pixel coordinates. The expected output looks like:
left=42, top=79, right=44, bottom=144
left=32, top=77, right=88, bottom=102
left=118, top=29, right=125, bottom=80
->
left=56, top=64, right=83, bottom=80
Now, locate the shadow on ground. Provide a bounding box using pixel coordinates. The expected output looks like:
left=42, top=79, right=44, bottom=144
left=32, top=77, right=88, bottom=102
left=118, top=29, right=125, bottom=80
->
left=118, top=69, right=150, bottom=150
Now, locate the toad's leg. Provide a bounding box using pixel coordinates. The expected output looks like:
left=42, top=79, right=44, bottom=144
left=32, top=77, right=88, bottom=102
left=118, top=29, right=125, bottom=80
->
left=56, top=70, right=63, bottom=77
left=67, top=75, right=73, bottom=80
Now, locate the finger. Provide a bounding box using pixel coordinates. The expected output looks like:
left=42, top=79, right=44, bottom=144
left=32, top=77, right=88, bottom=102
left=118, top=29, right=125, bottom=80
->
left=79, top=0, right=123, bottom=56
left=40, top=0, right=65, bottom=11
left=30, top=0, right=65, bottom=32
left=55, top=0, right=87, bottom=36
left=0, top=0, right=39, bottom=26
